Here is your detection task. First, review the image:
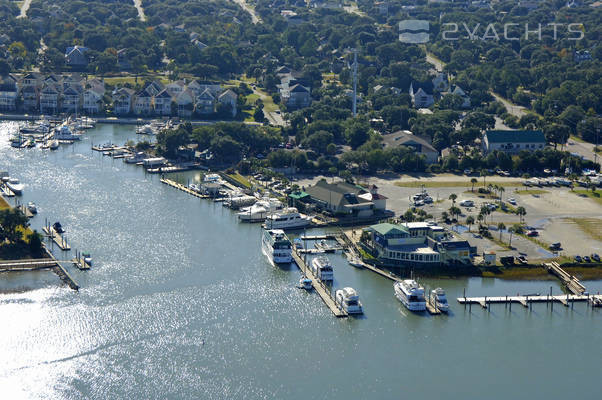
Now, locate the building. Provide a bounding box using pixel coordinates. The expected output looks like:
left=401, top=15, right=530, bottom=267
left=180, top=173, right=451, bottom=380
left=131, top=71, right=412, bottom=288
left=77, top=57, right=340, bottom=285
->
left=195, top=89, right=215, bottom=114
left=447, top=85, right=471, bottom=108
left=482, top=130, right=546, bottom=154
left=176, top=89, right=195, bottom=117
left=20, top=85, right=39, bottom=111
left=304, top=180, right=384, bottom=217
left=362, top=222, right=472, bottom=266
left=218, top=89, right=238, bottom=116
left=133, top=88, right=154, bottom=115
left=65, top=46, right=89, bottom=67
left=409, top=82, right=434, bottom=108
left=154, top=89, right=173, bottom=116
left=432, top=73, right=449, bottom=92
left=283, top=83, right=311, bottom=109
left=382, top=131, right=439, bottom=164
left=0, top=75, right=18, bottom=111
left=83, top=80, right=105, bottom=114
left=112, top=87, right=135, bottom=115
left=39, top=84, right=60, bottom=114
left=61, top=85, right=82, bottom=113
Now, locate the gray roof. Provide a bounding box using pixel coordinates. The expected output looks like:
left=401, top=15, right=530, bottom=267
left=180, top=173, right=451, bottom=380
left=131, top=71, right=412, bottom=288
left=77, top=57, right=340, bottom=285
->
left=485, top=130, right=546, bottom=144
left=305, top=180, right=367, bottom=207
left=383, top=131, right=437, bottom=153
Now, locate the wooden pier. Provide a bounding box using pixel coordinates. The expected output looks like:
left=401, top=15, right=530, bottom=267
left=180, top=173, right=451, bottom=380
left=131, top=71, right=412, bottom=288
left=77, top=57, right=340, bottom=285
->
left=544, top=262, right=586, bottom=295
left=425, top=296, right=442, bottom=315
left=17, top=204, right=35, bottom=218
left=291, top=249, right=347, bottom=318
left=0, top=258, right=58, bottom=272
left=0, top=183, right=15, bottom=197
left=457, top=294, right=601, bottom=308
left=73, top=257, right=91, bottom=270
left=160, top=178, right=210, bottom=199
left=42, top=226, right=71, bottom=250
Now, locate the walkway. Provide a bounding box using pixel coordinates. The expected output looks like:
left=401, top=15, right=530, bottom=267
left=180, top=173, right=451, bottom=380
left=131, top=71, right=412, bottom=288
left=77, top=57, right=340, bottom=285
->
left=133, top=0, right=146, bottom=22
left=232, top=0, right=261, bottom=24
left=18, top=0, right=32, bottom=18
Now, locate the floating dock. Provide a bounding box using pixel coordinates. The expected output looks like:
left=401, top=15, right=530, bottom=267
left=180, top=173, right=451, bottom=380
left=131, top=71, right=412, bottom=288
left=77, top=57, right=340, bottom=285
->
left=426, top=296, right=442, bottom=315
left=291, top=249, right=347, bottom=318
left=73, top=257, right=91, bottom=270
left=42, top=226, right=71, bottom=251
left=160, top=178, right=210, bottom=199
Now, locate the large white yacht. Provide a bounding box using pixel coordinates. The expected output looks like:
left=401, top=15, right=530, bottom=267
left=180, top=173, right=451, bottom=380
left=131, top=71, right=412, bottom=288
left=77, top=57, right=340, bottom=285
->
left=238, top=198, right=282, bottom=222
left=430, top=288, right=450, bottom=313
left=263, top=207, right=311, bottom=230
left=336, top=287, right=363, bottom=314
left=262, top=229, right=293, bottom=265
left=6, top=178, right=24, bottom=195
left=311, top=256, right=333, bottom=282
left=394, top=280, right=426, bottom=311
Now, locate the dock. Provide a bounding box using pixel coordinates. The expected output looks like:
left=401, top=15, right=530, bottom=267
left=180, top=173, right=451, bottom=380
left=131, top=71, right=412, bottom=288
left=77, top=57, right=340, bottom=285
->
left=300, top=235, right=337, bottom=241
left=160, top=178, right=210, bottom=199
left=0, top=258, right=57, bottom=272
left=544, top=262, right=586, bottom=295
left=147, top=163, right=203, bottom=174
left=42, top=226, right=71, bottom=251
left=291, top=249, right=347, bottom=318
left=457, top=294, right=601, bottom=308
left=17, top=204, right=35, bottom=218
left=425, top=296, right=442, bottom=315
left=0, top=183, right=15, bottom=197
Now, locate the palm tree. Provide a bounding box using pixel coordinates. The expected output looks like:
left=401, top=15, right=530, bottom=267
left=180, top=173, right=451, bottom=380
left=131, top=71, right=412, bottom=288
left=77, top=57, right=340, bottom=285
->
left=449, top=193, right=457, bottom=206
left=498, top=186, right=505, bottom=203
left=480, top=169, right=487, bottom=188
left=508, top=226, right=515, bottom=247
left=516, top=206, right=526, bottom=224
left=466, top=215, right=475, bottom=232
left=470, top=177, right=478, bottom=192
left=477, top=213, right=484, bottom=226
left=497, top=222, right=506, bottom=241
left=441, top=211, right=449, bottom=223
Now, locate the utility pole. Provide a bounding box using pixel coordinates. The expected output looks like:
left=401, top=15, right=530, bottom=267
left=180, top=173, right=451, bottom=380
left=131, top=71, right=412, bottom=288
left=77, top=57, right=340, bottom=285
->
left=352, top=48, right=357, bottom=118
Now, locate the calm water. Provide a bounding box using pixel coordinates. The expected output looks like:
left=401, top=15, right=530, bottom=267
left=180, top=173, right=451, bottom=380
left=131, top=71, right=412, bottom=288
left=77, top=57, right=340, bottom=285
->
left=0, top=122, right=601, bottom=399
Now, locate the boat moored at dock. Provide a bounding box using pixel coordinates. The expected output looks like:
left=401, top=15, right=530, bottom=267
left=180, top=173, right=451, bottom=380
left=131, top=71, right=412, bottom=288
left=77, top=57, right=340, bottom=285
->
left=336, top=287, right=363, bottom=314
left=262, top=229, right=293, bottom=265
left=311, top=256, right=334, bottom=282
left=430, top=288, right=449, bottom=313
left=394, top=280, right=426, bottom=311
left=6, top=178, right=24, bottom=195
left=263, top=207, right=311, bottom=230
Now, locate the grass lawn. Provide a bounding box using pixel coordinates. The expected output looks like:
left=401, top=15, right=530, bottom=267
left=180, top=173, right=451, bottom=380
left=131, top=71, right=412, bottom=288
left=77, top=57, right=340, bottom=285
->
left=515, top=189, right=549, bottom=195
left=570, top=135, right=585, bottom=143
left=245, top=93, right=260, bottom=106
left=395, top=180, right=522, bottom=188
left=572, top=189, right=602, bottom=206
left=564, top=217, right=602, bottom=242
left=0, top=196, right=10, bottom=210
left=228, top=173, right=252, bottom=189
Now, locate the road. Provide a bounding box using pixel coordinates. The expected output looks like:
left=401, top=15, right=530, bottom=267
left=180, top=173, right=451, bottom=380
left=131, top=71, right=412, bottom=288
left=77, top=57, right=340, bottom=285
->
left=232, top=0, right=261, bottom=24
left=566, top=137, right=599, bottom=163
left=18, top=0, right=32, bottom=18
left=490, top=92, right=527, bottom=118
left=425, top=51, right=444, bottom=72
left=133, top=0, right=146, bottom=22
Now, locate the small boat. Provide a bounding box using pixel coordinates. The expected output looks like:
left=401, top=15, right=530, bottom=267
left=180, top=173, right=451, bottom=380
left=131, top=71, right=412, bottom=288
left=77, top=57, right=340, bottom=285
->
left=346, top=253, right=364, bottom=268
left=314, top=239, right=337, bottom=253
left=430, top=288, right=450, bottom=313
left=6, top=178, right=24, bottom=195
left=299, top=277, right=313, bottom=290
left=52, top=222, right=65, bottom=234
left=82, top=252, right=92, bottom=265
left=27, top=202, right=38, bottom=214
left=336, top=287, right=363, bottom=314
left=293, top=238, right=303, bottom=250
left=188, top=183, right=201, bottom=193
left=49, top=140, right=60, bottom=150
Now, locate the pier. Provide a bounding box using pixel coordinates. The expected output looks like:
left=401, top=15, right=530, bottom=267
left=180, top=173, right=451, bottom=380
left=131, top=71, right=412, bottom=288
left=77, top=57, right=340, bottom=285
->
left=17, top=204, right=35, bottom=218
left=425, top=296, right=442, bottom=315
left=544, top=262, right=586, bottom=295
left=291, top=249, right=348, bottom=318
left=160, top=178, right=209, bottom=199
left=0, top=183, right=15, bottom=197
left=42, top=226, right=71, bottom=250
left=0, top=258, right=58, bottom=271
left=457, top=294, right=601, bottom=308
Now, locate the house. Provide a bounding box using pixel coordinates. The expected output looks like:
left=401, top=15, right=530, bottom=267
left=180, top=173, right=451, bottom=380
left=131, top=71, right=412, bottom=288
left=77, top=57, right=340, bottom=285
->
left=133, top=89, right=153, bottom=115
left=83, top=80, right=105, bottom=114
left=218, top=89, right=238, bottom=116
left=39, top=84, right=60, bottom=114
left=304, top=179, right=375, bottom=217
left=166, top=81, right=186, bottom=98
left=0, top=75, right=18, bottom=111
left=283, top=84, right=311, bottom=109
left=112, top=87, right=135, bottom=115
left=21, top=72, right=42, bottom=87
left=153, top=89, right=172, bottom=116
left=143, top=81, right=164, bottom=97
left=409, top=82, right=434, bottom=108
left=61, top=85, right=82, bottom=113
left=188, top=81, right=221, bottom=98
left=362, top=222, right=472, bottom=267
left=65, top=46, right=89, bottom=67
left=447, top=85, right=470, bottom=108
left=20, top=85, right=39, bottom=111
left=195, top=89, right=215, bottom=114
left=358, top=185, right=388, bottom=211
left=176, top=89, right=195, bottom=117
left=482, top=130, right=546, bottom=154
left=382, top=131, right=439, bottom=164
left=432, top=73, right=449, bottom=92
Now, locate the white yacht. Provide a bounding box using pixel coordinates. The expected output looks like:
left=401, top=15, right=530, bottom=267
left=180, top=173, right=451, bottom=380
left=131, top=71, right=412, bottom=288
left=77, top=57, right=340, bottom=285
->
left=6, top=178, right=24, bottom=195
left=263, top=207, right=311, bottom=230
left=262, top=229, right=293, bottom=265
left=136, top=124, right=156, bottom=135
left=238, top=198, right=282, bottom=222
left=82, top=252, right=93, bottom=265
left=54, top=125, right=80, bottom=141
left=394, top=280, right=426, bottom=311
left=125, top=152, right=147, bottom=164
left=430, top=288, right=450, bottom=313
left=311, top=256, right=333, bottom=282
left=346, top=252, right=364, bottom=268
left=336, top=287, right=363, bottom=314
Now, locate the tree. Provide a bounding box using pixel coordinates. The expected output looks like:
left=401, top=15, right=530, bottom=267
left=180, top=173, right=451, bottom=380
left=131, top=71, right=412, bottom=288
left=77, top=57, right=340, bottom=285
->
left=508, top=226, right=515, bottom=247
left=344, top=118, right=370, bottom=149
left=441, top=211, right=449, bottom=223
left=543, top=123, right=570, bottom=149
left=497, top=222, right=506, bottom=241
left=466, top=215, right=475, bottom=232
left=0, top=59, right=10, bottom=75
left=28, top=230, right=44, bottom=257
left=253, top=107, right=266, bottom=123
left=0, top=209, right=29, bottom=243
left=449, top=193, right=457, bottom=205
left=470, top=178, right=478, bottom=192
left=498, top=186, right=505, bottom=203
left=516, top=206, right=526, bottom=224
left=462, top=112, right=495, bottom=131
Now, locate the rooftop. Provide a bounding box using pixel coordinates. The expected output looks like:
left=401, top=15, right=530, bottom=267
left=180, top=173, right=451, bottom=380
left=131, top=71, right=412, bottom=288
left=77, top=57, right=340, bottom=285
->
left=485, top=130, right=546, bottom=144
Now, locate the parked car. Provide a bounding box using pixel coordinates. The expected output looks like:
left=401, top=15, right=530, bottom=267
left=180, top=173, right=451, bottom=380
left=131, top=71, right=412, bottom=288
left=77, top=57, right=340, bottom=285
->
left=527, top=230, right=539, bottom=237
left=592, top=253, right=601, bottom=262
left=459, top=200, right=474, bottom=207
left=583, top=256, right=591, bottom=263
left=508, top=198, right=517, bottom=205
left=516, top=255, right=528, bottom=264
left=549, top=242, right=561, bottom=250
left=574, top=255, right=582, bottom=263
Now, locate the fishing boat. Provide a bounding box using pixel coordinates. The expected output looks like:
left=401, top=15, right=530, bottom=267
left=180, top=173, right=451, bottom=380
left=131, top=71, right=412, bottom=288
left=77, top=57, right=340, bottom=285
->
left=54, top=124, right=80, bottom=141
left=136, top=124, right=156, bottom=135
left=336, top=287, right=363, bottom=314
left=125, top=152, right=147, bottom=164
left=394, top=280, right=426, bottom=311
left=52, top=222, right=65, bottom=234
left=49, top=140, right=60, bottom=150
